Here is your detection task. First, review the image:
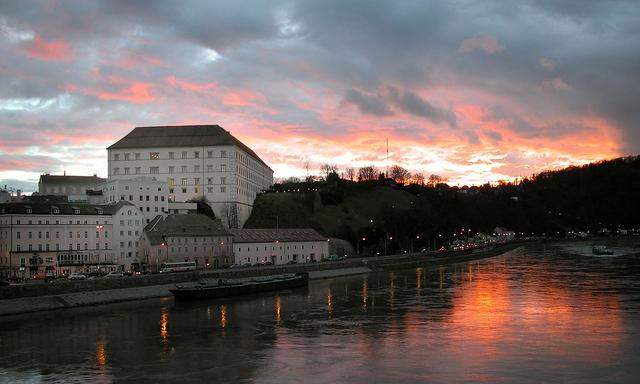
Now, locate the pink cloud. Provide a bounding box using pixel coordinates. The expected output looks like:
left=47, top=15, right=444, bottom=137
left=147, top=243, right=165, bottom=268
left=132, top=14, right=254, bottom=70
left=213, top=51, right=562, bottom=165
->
left=540, top=77, right=572, bottom=91
left=21, top=36, right=72, bottom=61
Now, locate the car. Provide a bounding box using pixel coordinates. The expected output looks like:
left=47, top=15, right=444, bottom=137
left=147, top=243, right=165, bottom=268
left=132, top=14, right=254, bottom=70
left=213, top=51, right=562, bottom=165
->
left=105, top=271, right=124, bottom=278
left=286, top=260, right=298, bottom=265
left=68, top=273, right=87, bottom=280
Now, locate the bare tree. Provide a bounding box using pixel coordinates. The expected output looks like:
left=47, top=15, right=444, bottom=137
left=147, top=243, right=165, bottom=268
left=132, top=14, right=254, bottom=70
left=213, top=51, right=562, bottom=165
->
left=345, top=167, right=356, bottom=181
left=413, top=172, right=425, bottom=185
left=320, top=163, right=338, bottom=178
left=358, top=165, right=378, bottom=181
left=427, top=174, right=447, bottom=187
left=389, top=165, right=411, bottom=185
left=222, top=202, right=238, bottom=228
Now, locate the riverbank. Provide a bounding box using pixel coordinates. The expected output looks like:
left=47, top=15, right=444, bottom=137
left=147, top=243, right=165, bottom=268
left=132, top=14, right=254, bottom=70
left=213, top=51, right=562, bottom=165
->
left=0, top=242, right=525, bottom=316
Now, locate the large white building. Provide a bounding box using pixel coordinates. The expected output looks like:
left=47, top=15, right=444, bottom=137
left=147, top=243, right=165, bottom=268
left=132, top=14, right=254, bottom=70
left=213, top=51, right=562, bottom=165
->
left=106, top=125, right=273, bottom=228
left=38, top=174, right=105, bottom=197
left=0, top=200, right=143, bottom=278
left=230, top=228, right=329, bottom=266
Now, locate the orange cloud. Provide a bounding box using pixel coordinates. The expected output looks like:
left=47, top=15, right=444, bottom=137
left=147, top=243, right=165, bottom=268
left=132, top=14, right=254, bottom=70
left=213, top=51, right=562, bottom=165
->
left=21, top=36, right=72, bottom=61
left=97, top=82, right=154, bottom=103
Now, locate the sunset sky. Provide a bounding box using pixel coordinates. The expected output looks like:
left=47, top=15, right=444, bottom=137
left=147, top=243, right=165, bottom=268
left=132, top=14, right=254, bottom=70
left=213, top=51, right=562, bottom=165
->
left=1, top=1, right=638, bottom=191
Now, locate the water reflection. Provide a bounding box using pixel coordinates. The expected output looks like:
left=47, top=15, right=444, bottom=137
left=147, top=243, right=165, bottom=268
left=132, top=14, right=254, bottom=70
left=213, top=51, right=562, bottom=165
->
left=1, top=243, right=639, bottom=383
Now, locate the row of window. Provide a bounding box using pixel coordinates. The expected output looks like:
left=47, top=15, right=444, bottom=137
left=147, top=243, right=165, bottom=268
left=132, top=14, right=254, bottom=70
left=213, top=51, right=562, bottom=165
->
left=112, top=164, right=228, bottom=176
left=17, top=230, right=110, bottom=240
left=113, top=150, right=228, bottom=161
left=14, top=219, right=109, bottom=225
left=16, top=243, right=109, bottom=252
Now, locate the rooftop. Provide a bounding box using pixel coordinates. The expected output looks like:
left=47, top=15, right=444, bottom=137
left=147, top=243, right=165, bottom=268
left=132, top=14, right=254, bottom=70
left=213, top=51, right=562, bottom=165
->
left=107, top=125, right=270, bottom=169
left=144, top=214, right=230, bottom=245
left=229, top=228, right=327, bottom=243
left=0, top=200, right=134, bottom=216
left=39, top=174, right=105, bottom=185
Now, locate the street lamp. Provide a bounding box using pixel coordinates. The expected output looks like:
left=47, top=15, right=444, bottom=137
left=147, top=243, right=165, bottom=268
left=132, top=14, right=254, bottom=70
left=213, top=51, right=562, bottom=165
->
left=357, top=236, right=366, bottom=256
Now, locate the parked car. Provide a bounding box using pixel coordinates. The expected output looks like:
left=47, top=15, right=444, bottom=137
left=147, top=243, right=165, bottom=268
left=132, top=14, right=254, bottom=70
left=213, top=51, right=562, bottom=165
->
left=105, top=271, right=124, bottom=278
left=68, top=273, right=87, bottom=280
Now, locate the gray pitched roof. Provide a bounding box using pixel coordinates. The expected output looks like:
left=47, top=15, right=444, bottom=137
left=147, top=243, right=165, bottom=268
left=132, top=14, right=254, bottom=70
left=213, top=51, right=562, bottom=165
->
left=107, top=125, right=271, bottom=169
left=229, top=228, right=327, bottom=243
left=39, top=174, right=105, bottom=185
left=144, top=214, right=230, bottom=245
left=0, top=200, right=133, bottom=215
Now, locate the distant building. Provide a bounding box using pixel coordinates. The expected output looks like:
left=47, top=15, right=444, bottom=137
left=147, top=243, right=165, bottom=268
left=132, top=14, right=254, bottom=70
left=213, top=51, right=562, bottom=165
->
left=0, top=201, right=143, bottom=278
left=493, top=227, right=515, bottom=241
left=229, top=228, right=328, bottom=266
left=106, top=125, right=273, bottom=228
left=38, top=174, right=105, bottom=197
left=98, top=177, right=169, bottom=224
left=0, top=189, right=10, bottom=203
left=141, top=214, right=232, bottom=271
left=167, top=201, right=198, bottom=215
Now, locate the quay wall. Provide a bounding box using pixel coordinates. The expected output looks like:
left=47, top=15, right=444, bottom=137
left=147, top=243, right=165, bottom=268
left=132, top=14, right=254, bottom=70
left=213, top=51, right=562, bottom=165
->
left=0, top=242, right=525, bottom=301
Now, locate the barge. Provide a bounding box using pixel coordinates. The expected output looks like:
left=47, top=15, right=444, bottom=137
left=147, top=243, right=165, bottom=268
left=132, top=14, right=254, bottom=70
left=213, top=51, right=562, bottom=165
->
left=169, top=273, right=308, bottom=300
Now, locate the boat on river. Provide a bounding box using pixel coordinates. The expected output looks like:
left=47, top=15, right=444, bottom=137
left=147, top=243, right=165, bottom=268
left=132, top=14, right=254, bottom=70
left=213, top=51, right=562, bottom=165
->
left=169, top=273, right=308, bottom=300
left=592, top=245, right=614, bottom=255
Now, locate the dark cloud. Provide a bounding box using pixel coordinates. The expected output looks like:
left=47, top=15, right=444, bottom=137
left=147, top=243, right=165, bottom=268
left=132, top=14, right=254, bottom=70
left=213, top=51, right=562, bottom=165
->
left=343, top=89, right=393, bottom=116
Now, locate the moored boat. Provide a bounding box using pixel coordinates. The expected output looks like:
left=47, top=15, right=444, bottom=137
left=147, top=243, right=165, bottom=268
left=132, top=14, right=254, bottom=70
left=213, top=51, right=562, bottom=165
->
left=592, top=245, right=614, bottom=255
left=169, top=273, right=308, bottom=300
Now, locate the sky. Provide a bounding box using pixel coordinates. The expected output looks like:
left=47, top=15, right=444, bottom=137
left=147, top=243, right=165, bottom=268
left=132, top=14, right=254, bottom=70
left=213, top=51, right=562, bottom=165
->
left=1, top=1, right=639, bottom=192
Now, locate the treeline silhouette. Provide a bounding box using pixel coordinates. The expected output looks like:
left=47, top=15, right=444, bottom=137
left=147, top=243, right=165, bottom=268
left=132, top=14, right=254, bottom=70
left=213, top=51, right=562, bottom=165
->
left=245, top=156, right=640, bottom=253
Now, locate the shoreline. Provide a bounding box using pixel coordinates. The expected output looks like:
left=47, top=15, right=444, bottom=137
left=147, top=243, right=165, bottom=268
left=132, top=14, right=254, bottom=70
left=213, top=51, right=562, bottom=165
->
left=0, top=242, right=524, bottom=317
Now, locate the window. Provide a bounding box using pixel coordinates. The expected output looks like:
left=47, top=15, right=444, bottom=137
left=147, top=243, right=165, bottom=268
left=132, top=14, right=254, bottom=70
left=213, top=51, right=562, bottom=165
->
left=169, top=152, right=174, bottom=159
left=73, top=208, right=80, bottom=214
left=194, top=151, right=200, bottom=158
left=207, top=165, right=213, bottom=172
left=181, top=178, right=188, bottom=186
left=182, top=188, right=187, bottom=194
left=221, top=164, right=227, bottom=172
left=124, top=167, right=130, bottom=175
left=207, top=151, right=213, bottom=158
left=150, top=152, right=160, bottom=160
left=207, top=178, right=212, bottom=185
left=194, top=178, right=200, bottom=185
left=135, top=153, right=140, bottom=160
left=220, top=186, right=226, bottom=193
left=181, top=165, right=187, bottom=173
left=135, top=167, right=141, bottom=174
left=181, top=151, right=187, bottom=159
left=16, top=231, right=20, bottom=239
left=207, top=187, right=213, bottom=193
left=113, top=167, right=120, bottom=175
left=221, top=150, right=227, bottom=157
left=169, top=166, right=174, bottom=173
left=124, top=153, right=130, bottom=160
left=52, top=207, right=59, bottom=214
left=194, top=165, right=200, bottom=172
left=168, top=178, right=174, bottom=186
left=221, top=177, right=226, bottom=184
left=114, top=154, right=120, bottom=160
left=150, top=166, right=159, bottom=174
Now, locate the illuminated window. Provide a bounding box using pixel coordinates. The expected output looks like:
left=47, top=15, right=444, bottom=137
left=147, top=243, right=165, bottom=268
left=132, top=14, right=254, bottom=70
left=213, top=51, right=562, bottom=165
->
left=150, top=152, right=160, bottom=160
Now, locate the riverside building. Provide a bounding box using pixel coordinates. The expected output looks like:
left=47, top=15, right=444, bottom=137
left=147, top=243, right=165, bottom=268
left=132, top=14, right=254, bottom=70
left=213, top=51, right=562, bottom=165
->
left=229, top=228, right=329, bottom=266
left=0, top=201, right=143, bottom=278
left=141, top=214, right=233, bottom=271
left=107, top=125, right=273, bottom=228
left=99, top=177, right=169, bottom=224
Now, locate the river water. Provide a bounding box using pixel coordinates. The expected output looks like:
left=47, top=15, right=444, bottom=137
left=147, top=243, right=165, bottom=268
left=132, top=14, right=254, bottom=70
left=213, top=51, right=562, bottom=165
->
left=1, top=243, right=640, bottom=383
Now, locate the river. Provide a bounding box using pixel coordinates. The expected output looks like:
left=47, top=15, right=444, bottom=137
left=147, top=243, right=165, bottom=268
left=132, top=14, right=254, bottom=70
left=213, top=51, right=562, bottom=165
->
left=1, top=242, right=639, bottom=383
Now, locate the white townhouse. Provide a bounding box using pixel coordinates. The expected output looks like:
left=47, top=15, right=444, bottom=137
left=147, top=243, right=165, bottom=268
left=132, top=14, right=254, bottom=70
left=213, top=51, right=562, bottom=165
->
left=106, top=125, right=274, bottom=228
left=0, top=200, right=143, bottom=278
left=229, top=228, right=329, bottom=266
left=141, top=214, right=233, bottom=271
left=99, top=177, right=169, bottom=224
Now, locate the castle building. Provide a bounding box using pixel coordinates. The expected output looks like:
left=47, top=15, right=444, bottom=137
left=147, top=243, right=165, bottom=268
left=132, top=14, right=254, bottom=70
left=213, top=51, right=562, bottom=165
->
left=107, top=125, right=273, bottom=228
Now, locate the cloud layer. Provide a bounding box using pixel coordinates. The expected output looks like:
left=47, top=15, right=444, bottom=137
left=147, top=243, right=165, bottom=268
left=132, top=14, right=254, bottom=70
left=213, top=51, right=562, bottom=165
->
left=1, top=0, right=638, bottom=190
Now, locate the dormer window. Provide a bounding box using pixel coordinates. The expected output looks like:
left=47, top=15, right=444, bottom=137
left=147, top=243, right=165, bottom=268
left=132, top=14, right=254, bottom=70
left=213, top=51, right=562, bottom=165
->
left=96, top=208, right=103, bottom=215
left=51, top=207, right=60, bottom=214
left=73, top=208, right=80, bottom=215
left=25, top=207, right=32, bottom=214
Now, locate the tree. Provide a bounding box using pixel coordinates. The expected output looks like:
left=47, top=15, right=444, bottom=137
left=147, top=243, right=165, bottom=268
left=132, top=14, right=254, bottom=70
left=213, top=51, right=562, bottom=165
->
left=222, top=202, right=238, bottom=228
left=413, top=172, right=425, bottom=185
left=389, top=165, right=411, bottom=185
left=320, top=164, right=338, bottom=178
left=345, top=167, right=356, bottom=181
left=428, top=174, right=447, bottom=187
left=358, top=165, right=378, bottom=181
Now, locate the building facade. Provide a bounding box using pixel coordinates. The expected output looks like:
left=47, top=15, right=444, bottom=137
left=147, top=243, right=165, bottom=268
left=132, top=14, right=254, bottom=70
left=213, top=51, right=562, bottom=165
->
left=230, top=228, right=329, bottom=266
left=0, top=201, right=143, bottom=278
left=38, top=174, right=105, bottom=196
left=99, top=177, right=169, bottom=224
left=141, top=214, right=233, bottom=271
left=106, top=125, right=273, bottom=228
